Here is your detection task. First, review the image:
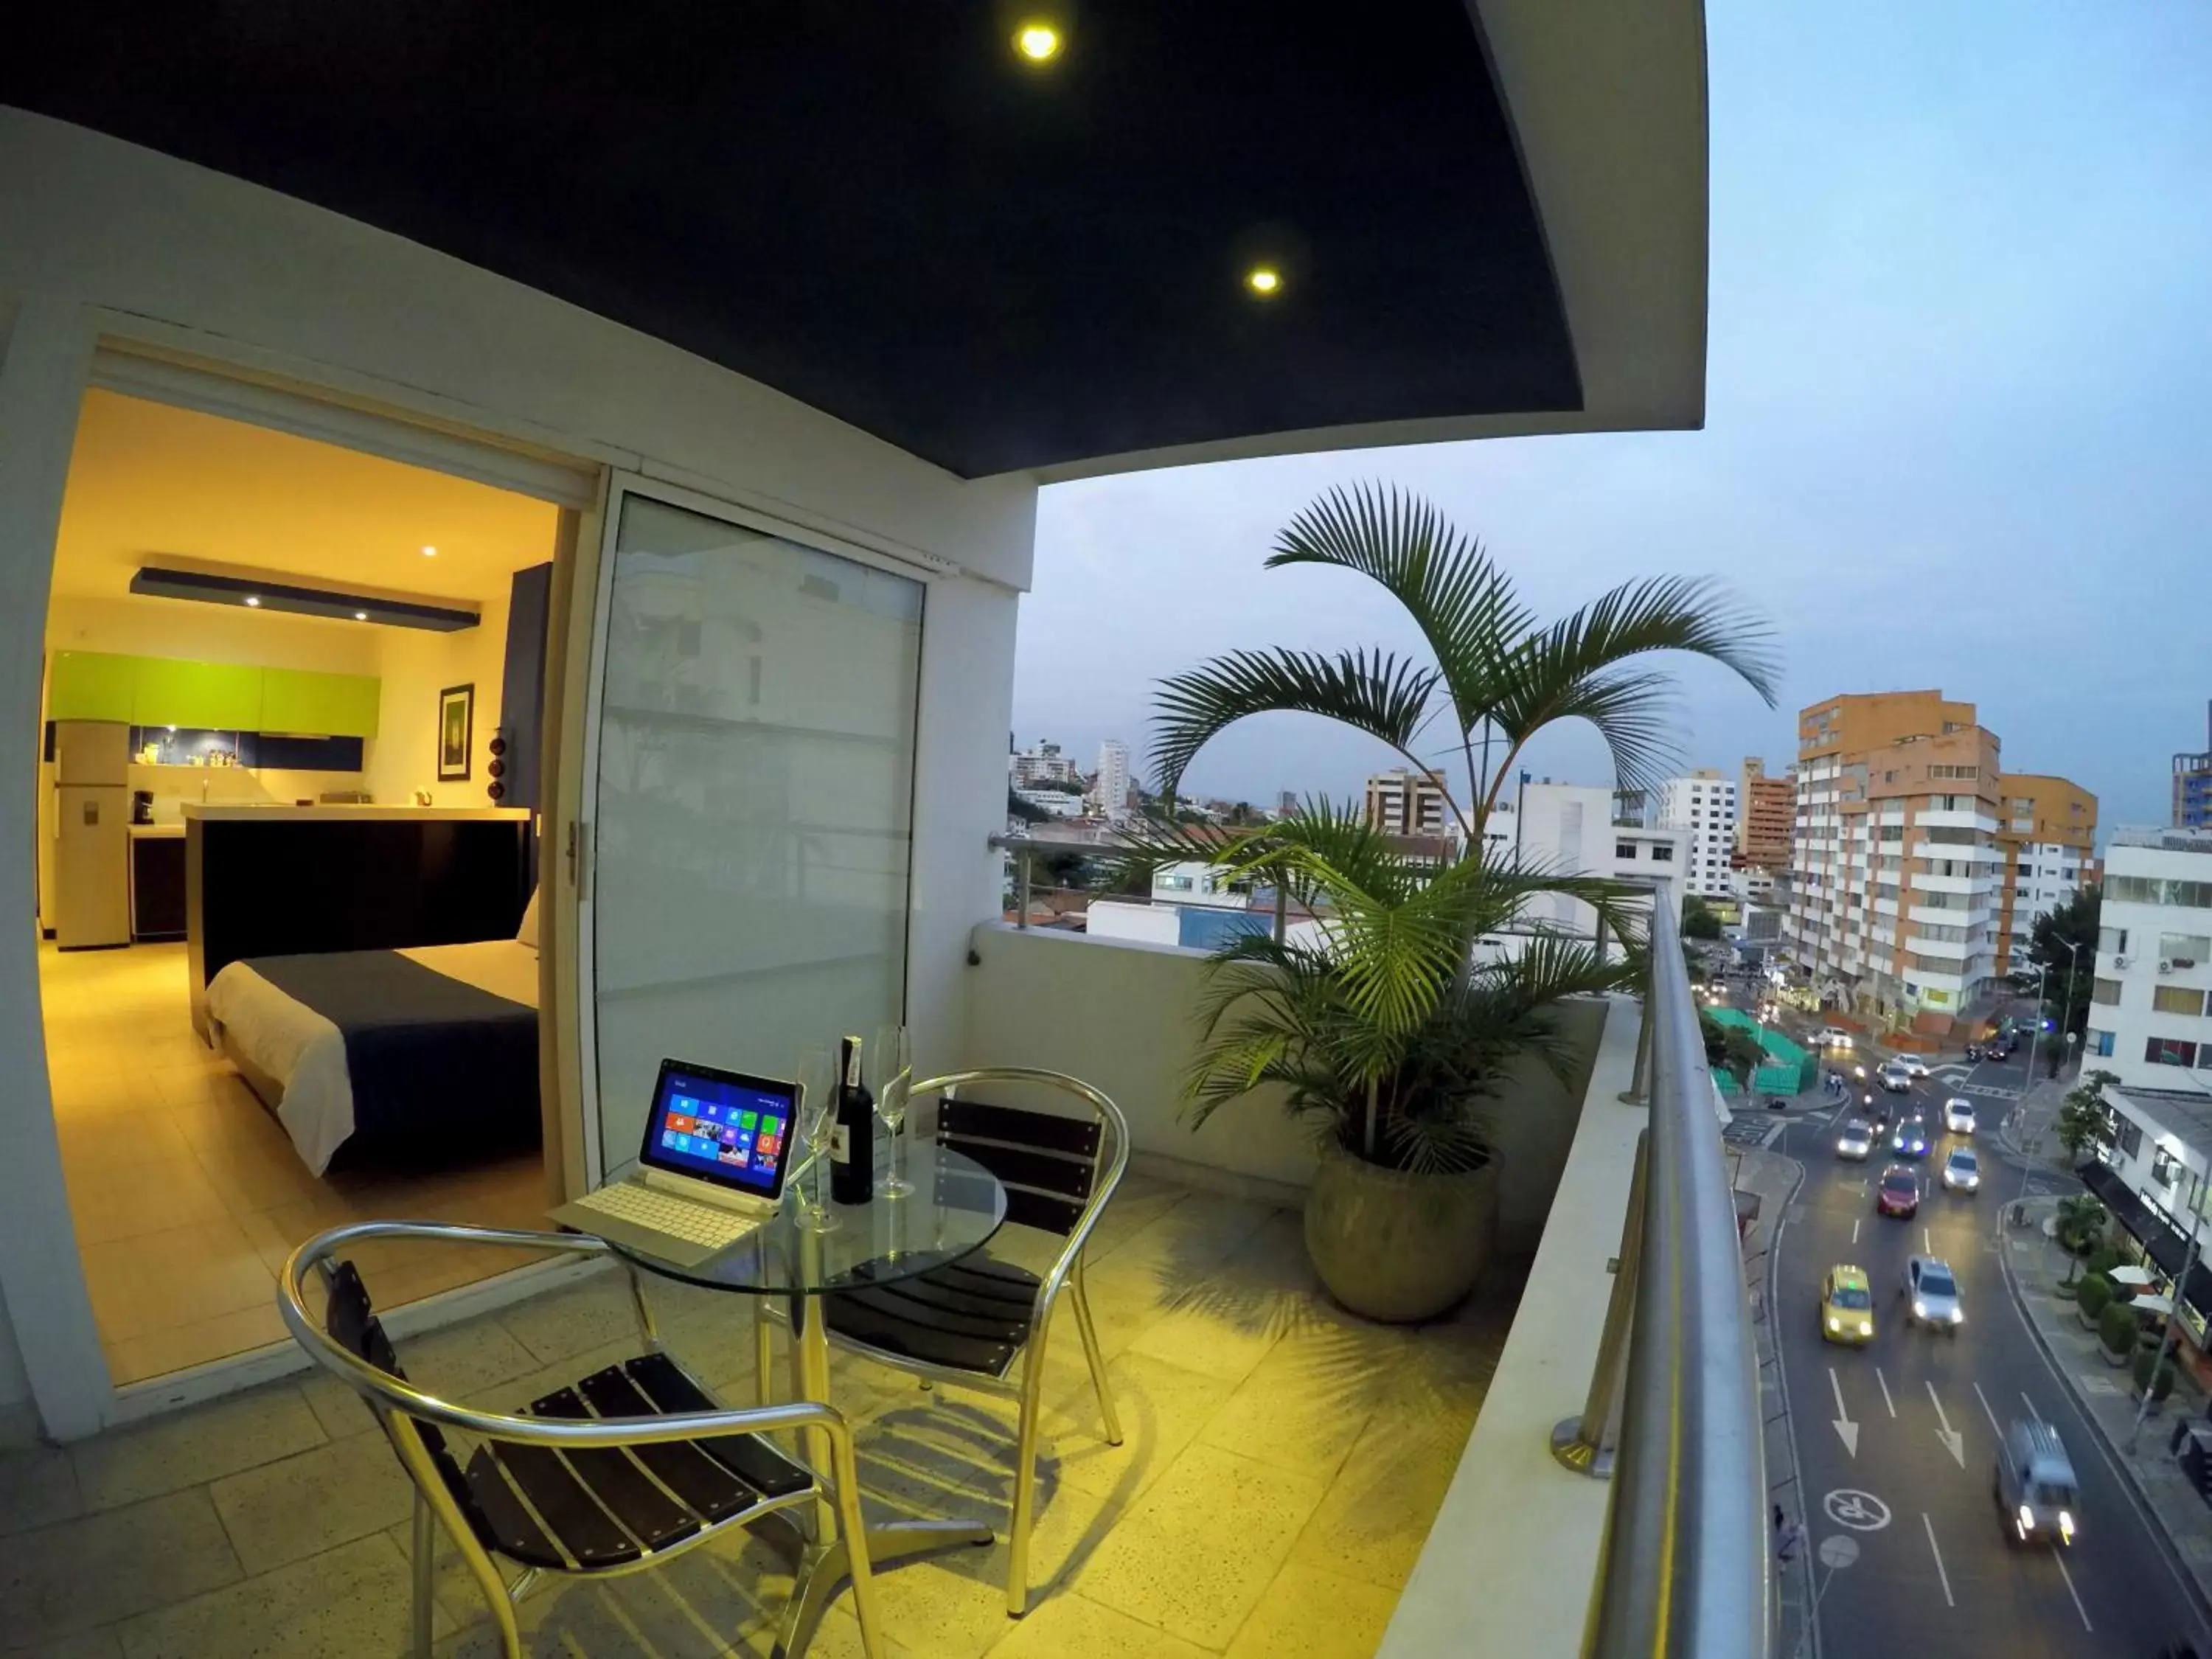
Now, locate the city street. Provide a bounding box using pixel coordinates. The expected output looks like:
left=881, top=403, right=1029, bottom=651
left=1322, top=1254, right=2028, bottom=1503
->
left=1769, top=1042, right=2212, bottom=1658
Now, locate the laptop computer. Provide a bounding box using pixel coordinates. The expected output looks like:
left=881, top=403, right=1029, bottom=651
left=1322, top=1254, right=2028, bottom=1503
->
left=550, top=1057, right=799, bottom=1266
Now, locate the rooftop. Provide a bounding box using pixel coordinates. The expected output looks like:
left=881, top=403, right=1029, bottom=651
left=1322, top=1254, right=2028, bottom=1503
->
left=2110, top=824, right=2212, bottom=854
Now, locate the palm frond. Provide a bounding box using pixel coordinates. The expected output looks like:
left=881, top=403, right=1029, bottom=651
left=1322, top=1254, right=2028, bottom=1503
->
left=1150, top=646, right=1440, bottom=805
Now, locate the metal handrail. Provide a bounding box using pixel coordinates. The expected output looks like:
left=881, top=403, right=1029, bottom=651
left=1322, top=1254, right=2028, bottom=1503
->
left=1585, top=886, right=1772, bottom=1657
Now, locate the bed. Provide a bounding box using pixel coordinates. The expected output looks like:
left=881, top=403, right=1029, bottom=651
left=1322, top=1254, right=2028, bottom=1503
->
left=206, top=896, right=541, bottom=1175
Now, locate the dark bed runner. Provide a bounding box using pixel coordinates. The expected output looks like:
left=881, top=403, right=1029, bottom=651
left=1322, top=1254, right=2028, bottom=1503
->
left=248, top=949, right=537, bottom=1151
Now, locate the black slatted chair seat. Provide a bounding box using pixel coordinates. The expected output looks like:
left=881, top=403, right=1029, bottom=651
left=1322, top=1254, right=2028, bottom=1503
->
left=324, top=1260, right=807, bottom=1573
left=822, top=1254, right=1040, bottom=1377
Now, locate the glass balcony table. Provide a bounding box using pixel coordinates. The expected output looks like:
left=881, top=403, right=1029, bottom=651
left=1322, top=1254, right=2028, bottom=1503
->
left=596, top=1138, right=1009, bottom=1656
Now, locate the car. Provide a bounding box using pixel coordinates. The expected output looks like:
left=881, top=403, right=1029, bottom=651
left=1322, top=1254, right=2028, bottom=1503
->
left=1835, top=1118, right=1874, bottom=1161
left=1942, top=1147, right=1980, bottom=1192
left=1877, top=1165, right=1920, bottom=1218
left=1890, top=1116, right=1930, bottom=1158
left=1944, top=1097, right=1977, bottom=1135
left=1899, top=1056, right=1930, bottom=1079
left=1903, top=1255, right=1964, bottom=1329
left=1820, top=1265, right=1876, bottom=1345
left=1994, top=1419, right=2079, bottom=1546
left=1877, top=1061, right=1913, bottom=1093
left=1817, top=1027, right=1854, bottom=1050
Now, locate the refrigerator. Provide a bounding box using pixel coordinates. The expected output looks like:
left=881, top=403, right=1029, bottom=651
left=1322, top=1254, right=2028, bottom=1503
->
left=53, top=720, right=131, bottom=950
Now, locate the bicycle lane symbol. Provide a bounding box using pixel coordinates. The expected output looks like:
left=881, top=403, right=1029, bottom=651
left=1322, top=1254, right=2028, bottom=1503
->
left=1823, top=1489, right=1891, bottom=1532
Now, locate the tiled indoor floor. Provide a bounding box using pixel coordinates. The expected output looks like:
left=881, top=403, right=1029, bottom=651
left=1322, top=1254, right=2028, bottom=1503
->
left=0, top=1172, right=1514, bottom=1658
left=39, top=940, right=549, bottom=1385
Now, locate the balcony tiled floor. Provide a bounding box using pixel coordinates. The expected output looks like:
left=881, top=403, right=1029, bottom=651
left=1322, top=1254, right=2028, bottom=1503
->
left=0, top=1173, right=1514, bottom=1658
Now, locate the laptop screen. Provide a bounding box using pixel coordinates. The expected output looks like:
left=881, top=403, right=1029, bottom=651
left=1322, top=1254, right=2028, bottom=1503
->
left=636, top=1058, right=796, bottom=1200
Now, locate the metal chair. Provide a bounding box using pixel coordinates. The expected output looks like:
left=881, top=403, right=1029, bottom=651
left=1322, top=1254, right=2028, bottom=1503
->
left=757, top=1066, right=1129, bottom=1616
left=276, top=1221, right=883, bottom=1659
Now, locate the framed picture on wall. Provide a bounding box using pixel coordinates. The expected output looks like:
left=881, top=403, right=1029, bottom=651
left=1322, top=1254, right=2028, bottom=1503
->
left=437, top=684, right=474, bottom=782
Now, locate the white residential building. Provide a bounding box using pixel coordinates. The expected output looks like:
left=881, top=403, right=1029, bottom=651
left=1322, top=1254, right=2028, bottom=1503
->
left=1089, top=739, right=1133, bottom=821
left=1011, top=739, right=1080, bottom=788
left=1488, top=782, right=1688, bottom=944
left=1012, top=787, right=1085, bottom=819
left=2085, top=825, right=2212, bottom=1084
left=1658, top=770, right=1737, bottom=901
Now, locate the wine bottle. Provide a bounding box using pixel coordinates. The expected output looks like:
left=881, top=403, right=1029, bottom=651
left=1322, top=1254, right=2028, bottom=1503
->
left=830, top=1034, right=874, bottom=1204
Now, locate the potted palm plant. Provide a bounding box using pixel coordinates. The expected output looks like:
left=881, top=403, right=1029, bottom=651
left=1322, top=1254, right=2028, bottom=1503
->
left=1117, top=486, right=1778, bottom=1321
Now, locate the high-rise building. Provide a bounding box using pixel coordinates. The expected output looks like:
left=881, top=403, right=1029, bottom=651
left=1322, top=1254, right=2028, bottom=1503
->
left=1787, top=690, right=2003, bottom=1026
left=1089, top=739, right=1133, bottom=822
left=2085, top=825, right=2212, bottom=1085
left=1732, top=758, right=1795, bottom=905
left=1657, top=770, right=1737, bottom=900
left=2174, top=702, right=2212, bottom=828
left=1010, top=739, right=1079, bottom=788
left=1994, top=773, right=2097, bottom=972
left=1366, top=768, right=1452, bottom=838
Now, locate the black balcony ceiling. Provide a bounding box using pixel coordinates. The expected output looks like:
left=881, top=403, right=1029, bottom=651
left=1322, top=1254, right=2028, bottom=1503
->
left=0, top=4, right=1580, bottom=479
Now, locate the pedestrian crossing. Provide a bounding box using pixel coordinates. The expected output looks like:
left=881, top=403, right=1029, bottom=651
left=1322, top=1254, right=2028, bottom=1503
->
left=1953, top=1082, right=2021, bottom=1100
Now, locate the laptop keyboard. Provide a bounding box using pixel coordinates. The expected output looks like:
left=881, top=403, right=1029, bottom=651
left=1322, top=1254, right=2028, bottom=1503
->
left=569, top=1183, right=764, bottom=1249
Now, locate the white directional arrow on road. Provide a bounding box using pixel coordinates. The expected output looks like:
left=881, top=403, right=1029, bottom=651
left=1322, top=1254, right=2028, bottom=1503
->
left=1927, top=1381, right=1964, bottom=1468
left=1831, top=1367, right=1859, bottom=1458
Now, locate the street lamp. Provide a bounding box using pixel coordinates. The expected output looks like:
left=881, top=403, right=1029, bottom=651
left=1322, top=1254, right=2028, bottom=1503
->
left=2053, top=934, right=2087, bottom=1079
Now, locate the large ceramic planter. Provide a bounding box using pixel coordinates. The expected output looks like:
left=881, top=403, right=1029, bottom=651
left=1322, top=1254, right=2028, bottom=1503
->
left=1303, top=1138, right=1499, bottom=1323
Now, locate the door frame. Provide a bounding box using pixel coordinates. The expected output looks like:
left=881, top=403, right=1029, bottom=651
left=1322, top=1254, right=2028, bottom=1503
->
left=0, top=302, right=611, bottom=1436
left=566, top=471, right=939, bottom=1189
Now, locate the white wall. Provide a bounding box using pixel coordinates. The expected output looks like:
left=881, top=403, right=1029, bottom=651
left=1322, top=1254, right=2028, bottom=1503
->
left=0, top=111, right=1035, bottom=1438
left=365, top=584, right=512, bottom=807
left=1084, top=901, right=1184, bottom=947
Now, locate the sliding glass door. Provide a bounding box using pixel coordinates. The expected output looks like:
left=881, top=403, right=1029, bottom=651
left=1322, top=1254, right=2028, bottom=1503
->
left=583, top=488, right=922, bottom=1175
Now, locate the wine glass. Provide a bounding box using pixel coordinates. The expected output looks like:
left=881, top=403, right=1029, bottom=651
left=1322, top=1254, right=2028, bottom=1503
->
left=793, top=1044, right=841, bottom=1234
left=868, top=1023, right=914, bottom=1197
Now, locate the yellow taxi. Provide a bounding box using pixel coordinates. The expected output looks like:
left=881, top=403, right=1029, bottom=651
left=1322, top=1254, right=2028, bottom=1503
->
left=1820, top=1266, right=1876, bottom=1346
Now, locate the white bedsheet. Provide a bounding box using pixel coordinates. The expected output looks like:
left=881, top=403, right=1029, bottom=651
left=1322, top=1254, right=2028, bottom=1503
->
left=206, top=941, right=540, bottom=1175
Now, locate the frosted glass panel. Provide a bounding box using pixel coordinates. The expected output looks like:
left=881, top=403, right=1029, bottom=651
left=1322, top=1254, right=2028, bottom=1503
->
left=592, top=495, right=921, bottom=1172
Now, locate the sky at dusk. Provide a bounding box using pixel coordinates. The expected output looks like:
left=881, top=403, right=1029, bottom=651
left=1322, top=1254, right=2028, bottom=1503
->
left=1012, top=2, right=2212, bottom=836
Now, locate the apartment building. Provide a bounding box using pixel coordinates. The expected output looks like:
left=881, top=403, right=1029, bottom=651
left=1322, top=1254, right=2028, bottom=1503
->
left=1787, top=691, right=2003, bottom=1026
left=1366, top=767, right=1454, bottom=838
left=1994, top=773, right=2097, bottom=971
left=1658, top=769, right=1737, bottom=900
left=1010, top=739, right=1080, bottom=789
left=2085, top=827, right=2212, bottom=1079
left=1088, top=739, right=1133, bottom=822
left=2175, top=702, right=2212, bottom=829
left=1488, top=782, right=1686, bottom=942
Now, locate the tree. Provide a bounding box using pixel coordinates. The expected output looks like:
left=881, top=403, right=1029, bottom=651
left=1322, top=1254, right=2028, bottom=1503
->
left=1683, top=897, right=1723, bottom=941
left=1121, top=484, right=1777, bottom=1169
left=1006, top=790, right=1050, bottom=826
left=2055, top=1069, right=2118, bottom=1166
left=2025, top=884, right=2101, bottom=1046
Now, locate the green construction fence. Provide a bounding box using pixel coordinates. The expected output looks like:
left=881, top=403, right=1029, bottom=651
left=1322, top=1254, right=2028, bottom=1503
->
left=1707, top=1006, right=1819, bottom=1095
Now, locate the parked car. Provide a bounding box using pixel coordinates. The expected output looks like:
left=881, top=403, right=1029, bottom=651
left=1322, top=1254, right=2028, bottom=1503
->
left=1818, top=1027, right=1854, bottom=1050
left=1835, top=1119, right=1874, bottom=1161
left=1877, top=1166, right=1920, bottom=1218
left=1944, top=1098, right=1977, bottom=1135
left=1891, top=1116, right=1930, bottom=1158
left=1994, top=1419, right=2079, bottom=1546
left=1878, top=1061, right=1913, bottom=1093
left=1821, top=1265, right=1876, bottom=1346
left=1903, top=1255, right=1964, bottom=1329
left=1942, top=1147, right=1980, bottom=1192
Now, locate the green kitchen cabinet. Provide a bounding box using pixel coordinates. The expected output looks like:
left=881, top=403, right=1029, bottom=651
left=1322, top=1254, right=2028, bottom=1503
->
left=260, top=668, right=381, bottom=738
left=130, top=658, right=265, bottom=731
left=47, top=651, right=139, bottom=721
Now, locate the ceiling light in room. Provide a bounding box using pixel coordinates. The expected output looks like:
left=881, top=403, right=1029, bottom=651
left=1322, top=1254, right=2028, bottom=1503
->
left=1245, top=266, right=1282, bottom=296
left=131, top=566, right=481, bottom=632
left=1014, top=22, right=1061, bottom=62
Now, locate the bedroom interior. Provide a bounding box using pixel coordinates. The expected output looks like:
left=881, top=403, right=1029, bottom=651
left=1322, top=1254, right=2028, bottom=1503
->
left=37, top=387, right=564, bottom=1385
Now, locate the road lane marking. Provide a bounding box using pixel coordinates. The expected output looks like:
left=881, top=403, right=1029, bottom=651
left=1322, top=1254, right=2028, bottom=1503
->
left=2021, top=1390, right=2041, bottom=1423
left=1924, top=1225, right=1933, bottom=1253
left=1875, top=1367, right=1896, bottom=1418
left=1824, top=1489, right=1891, bottom=1531
left=1972, top=1381, right=2003, bottom=1437
left=2053, top=1548, right=2093, bottom=1631
left=1851, top=1217, right=1860, bottom=1245
left=1926, top=1381, right=1964, bottom=1467
left=1921, top=1512, right=1955, bottom=1607
left=1829, top=1368, right=1859, bottom=1457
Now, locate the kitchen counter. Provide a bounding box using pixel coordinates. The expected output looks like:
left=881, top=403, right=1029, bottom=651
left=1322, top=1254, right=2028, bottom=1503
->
left=180, top=804, right=528, bottom=822
left=127, top=824, right=184, bottom=839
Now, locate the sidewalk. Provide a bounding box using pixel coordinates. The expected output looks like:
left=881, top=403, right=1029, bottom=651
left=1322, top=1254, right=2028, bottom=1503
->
left=1995, top=1074, right=2084, bottom=1183
left=1733, top=1143, right=1819, bottom=1658
left=2003, top=1194, right=2212, bottom=1604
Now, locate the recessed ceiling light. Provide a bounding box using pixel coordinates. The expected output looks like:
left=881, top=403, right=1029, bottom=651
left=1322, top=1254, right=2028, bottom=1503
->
left=354, top=611, right=369, bottom=622
left=1014, top=21, right=1061, bottom=61
left=1245, top=266, right=1282, bottom=296
left=244, top=595, right=261, bottom=607
left=421, top=545, right=438, bottom=557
